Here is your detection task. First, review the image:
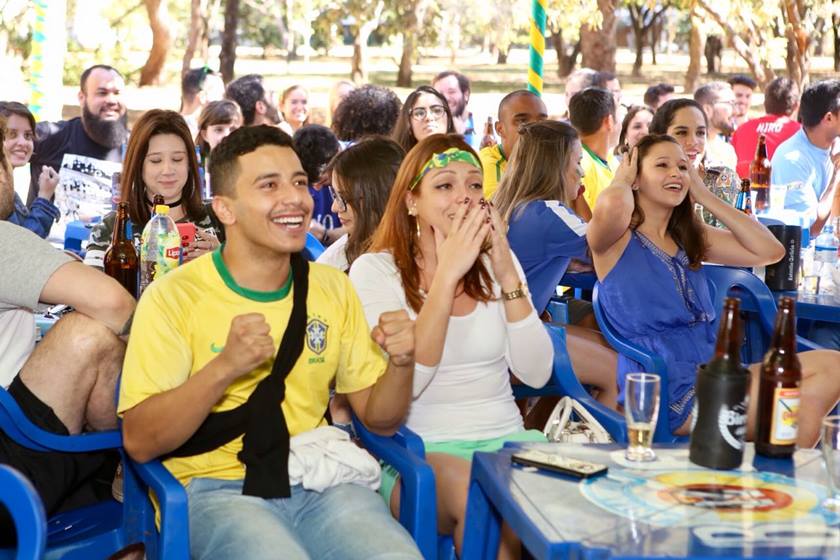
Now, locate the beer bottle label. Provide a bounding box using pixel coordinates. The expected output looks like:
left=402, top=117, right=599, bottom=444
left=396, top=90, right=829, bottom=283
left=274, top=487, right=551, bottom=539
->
left=770, top=387, right=800, bottom=445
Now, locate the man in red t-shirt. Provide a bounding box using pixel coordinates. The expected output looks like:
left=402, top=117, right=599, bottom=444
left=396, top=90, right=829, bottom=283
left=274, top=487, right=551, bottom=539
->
left=731, top=77, right=801, bottom=178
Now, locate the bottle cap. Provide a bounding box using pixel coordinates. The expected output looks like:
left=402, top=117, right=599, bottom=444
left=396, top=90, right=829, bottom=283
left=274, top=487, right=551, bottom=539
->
left=155, top=204, right=170, bottom=215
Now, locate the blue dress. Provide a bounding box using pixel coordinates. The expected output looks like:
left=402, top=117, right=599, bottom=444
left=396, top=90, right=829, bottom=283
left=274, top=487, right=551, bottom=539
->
left=596, top=231, right=717, bottom=432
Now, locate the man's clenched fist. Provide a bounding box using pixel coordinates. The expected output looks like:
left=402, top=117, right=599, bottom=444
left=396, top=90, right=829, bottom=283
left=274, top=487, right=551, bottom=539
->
left=218, top=313, right=275, bottom=379
left=371, top=310, right=415, bottom=368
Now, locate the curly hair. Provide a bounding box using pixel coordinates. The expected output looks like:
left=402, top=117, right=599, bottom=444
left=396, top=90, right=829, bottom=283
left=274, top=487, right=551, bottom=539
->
left=292, top=124, right=340, bottom=185
left=332, top=85, right=402, bottom=142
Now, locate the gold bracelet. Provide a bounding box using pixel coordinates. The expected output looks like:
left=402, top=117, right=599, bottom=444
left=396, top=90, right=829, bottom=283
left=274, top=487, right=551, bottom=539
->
left=502, top=282, right=526, bottom=301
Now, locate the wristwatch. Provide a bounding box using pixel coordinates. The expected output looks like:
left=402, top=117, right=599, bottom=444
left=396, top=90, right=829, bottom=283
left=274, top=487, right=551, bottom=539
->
left=501, top=282, right=527, bottom=301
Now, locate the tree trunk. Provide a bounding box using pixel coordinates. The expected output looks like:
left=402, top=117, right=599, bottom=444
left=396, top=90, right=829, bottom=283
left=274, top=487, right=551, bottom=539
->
left=350, top=1, right=385, bottom=83
left=628, top=5, right=645, bottom=77
left=397, top=34, right=415, bottom=86
left=685, top=8, right=704, bottom=93
left=396, top=0, right=431, bottom=88
left=704, top=35, right=721, bottom=74
left=650, top=21, right=659, bottom=65
left=580, top=0, right=617, bottom=72
left=139, top=0, right=172, bottom=85
left=219, top=0, right=239, bottom=83
left=835, top=15, right=840, bottom=71
left=551, top=29, right=579, bottom=77
left=284, top=0, right=296, bottom=62
left=182, top=0, right=204, bottom=79
left=781, top=0, right=810, bottom=90
left=496, top=47, right=509, bottom=64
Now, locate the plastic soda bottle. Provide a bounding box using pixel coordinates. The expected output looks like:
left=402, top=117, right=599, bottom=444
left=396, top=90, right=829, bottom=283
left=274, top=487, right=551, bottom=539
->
left=139, top=204, right=181, bottom=296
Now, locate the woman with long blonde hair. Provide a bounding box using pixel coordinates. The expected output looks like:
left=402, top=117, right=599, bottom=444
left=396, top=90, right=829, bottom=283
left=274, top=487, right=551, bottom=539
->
left=494, top=120, right=617, bottom=408
left=350, top=134, right=552, bottom=559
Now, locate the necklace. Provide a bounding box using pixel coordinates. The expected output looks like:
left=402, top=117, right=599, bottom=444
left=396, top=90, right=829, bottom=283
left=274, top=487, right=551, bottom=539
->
left=147, top=195, right=183, bottom=208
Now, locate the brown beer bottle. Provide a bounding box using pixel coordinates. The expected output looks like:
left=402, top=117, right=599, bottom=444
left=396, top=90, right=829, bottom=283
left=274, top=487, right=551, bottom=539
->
left=750, top=134, right=771, bottom=212
left=755, top=297, right=801, bottom=457
left=104, top=202, right=139, bottom=298
left=690, top=297, right=750, bottom=469
left=480, top=117, right=496, bottom=149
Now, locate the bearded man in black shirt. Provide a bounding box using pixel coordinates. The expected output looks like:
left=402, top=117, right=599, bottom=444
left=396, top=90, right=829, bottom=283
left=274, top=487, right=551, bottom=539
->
left=27, top=65, right=129, bottom=207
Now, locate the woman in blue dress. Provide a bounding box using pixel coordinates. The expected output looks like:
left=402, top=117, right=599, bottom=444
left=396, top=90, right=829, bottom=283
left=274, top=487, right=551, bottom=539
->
left=588, top=133, right=840, bottom=444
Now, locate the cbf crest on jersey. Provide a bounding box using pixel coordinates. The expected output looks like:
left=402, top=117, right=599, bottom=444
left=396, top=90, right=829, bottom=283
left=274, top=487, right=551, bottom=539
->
left=306, top=318, right=328, bottom=355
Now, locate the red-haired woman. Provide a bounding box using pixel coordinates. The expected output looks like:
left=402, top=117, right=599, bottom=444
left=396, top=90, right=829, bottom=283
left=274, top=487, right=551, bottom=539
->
left=350, top=134, right=551, bottom=559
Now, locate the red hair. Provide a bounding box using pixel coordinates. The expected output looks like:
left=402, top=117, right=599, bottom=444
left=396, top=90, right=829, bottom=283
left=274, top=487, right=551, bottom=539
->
left=370, top=134, right=493, bottom=312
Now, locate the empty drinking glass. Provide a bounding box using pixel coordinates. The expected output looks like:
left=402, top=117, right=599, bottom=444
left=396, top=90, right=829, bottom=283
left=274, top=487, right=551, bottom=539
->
left=625, top=373, right=661, bottom=462
left=822, top=416, right=840, bottom=511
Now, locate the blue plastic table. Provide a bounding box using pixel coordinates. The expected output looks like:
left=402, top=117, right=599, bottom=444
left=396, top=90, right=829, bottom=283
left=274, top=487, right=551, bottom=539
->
left=462, top=442, right=840, bottom=559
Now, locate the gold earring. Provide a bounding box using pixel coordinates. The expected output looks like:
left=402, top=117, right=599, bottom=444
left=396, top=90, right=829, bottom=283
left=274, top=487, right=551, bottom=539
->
left=408, top=207, right=421, bottom=238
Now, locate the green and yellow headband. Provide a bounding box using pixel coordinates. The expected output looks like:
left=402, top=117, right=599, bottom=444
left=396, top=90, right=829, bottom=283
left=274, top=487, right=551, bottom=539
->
left=408, top=148, right=482, bottom=191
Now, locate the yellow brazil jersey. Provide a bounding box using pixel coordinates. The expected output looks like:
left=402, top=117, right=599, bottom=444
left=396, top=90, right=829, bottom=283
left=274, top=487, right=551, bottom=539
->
left=118, top=248, right=386, bottom=487
left=480, top=143, right=507, bottom=199
left=581, top=145, right=619, bottom=211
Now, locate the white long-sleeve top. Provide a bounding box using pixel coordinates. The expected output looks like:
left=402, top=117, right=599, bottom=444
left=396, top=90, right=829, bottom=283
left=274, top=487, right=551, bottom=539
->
left=349, top=251, right=553, bottom=442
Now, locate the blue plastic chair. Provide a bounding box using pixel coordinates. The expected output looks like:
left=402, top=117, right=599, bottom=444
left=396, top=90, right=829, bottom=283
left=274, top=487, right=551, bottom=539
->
left=512, top=324, right=626, bottom=443
left=0, top=465, right=46, bottom=560
left=303, top=232, right=325, bottom=261
left=351, top=417, right=442, bottom=560
left=120, top=455, right=190, bottom=559
left=703, top=265, right=821, bottom=359
left=592, top=284, right=683, bottom=443
left=0, top=387, right=186, bottom=559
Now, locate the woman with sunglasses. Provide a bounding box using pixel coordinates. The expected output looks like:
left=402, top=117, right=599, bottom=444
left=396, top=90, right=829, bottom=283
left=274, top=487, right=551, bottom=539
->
left=392, top=86, right=455, bottom=153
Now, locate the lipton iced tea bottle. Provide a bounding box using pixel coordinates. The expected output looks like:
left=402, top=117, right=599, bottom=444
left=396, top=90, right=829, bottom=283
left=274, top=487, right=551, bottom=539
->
left=755, top=297, right=801, bottom=457
left=139, top=204, right=181, bottom=296
left=690, top=297, right=750, bottom=469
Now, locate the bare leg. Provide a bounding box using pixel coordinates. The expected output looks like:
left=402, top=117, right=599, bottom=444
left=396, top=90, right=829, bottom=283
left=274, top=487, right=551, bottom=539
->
left=329, top=394, right=352, bottom=425
left=566, top=324, right=618, bottom=409
left=390, top=453, right=520, bottom=560
left=19, top=312, right=125, bottom=434
left=674, top=349, right=840, bottom=446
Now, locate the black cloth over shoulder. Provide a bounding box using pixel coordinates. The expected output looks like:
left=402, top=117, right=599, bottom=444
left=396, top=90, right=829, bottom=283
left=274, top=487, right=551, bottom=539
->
left=166, top=254, right=309, bottom=498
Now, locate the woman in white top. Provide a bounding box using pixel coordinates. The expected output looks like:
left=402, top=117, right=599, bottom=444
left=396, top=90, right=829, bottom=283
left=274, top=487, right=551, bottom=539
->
left=350, top=134, right=553, bottom=559
left=317, top=137, right=405, bottom=272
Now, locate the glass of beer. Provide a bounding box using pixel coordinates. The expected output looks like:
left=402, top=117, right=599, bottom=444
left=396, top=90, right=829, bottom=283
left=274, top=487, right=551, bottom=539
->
left=625, top=373, right=660, bottom=462
left=821, top=416, right=840, bottom=510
